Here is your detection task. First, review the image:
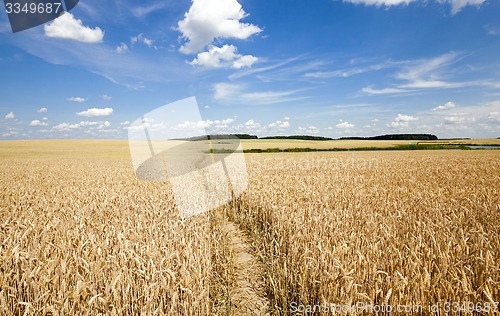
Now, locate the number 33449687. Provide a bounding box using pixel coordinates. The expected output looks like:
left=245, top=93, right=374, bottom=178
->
left=5, top=2, right=62, bottom=14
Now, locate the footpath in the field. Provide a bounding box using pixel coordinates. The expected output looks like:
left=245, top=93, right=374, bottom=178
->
left=222, top=218, right=270, bottom=315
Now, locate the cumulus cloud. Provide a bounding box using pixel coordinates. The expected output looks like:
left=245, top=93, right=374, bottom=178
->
left=336, top=121, right=355, bottom=129
left=44, top=12, right=104, bottom=43
left=67, top=97, right=86, bottom=102
left=76, top=108, right=113, bottom=117
left=5, top=112, right=15, bottom=119
left=190, top=45, right=258, bottom=69
left=432, top=101, right=456, bottom=111
left=389, top=113, right=418, bottom=128
left=244, top=119, right=261, bottom=129
left=101, top=95, right=112, bottom=101
left=30, top=120, right=48, bottom=127
left=37, top=107, right=48, bottom=113
left=53, top=120, right=112, bottom=131
left=177, top=0, right=262, bottom=54
left=53, top=123, right=80, bottom=131
left=268, top=120, right=290, bottom=129
left=175, top=117, right=237, bottom=131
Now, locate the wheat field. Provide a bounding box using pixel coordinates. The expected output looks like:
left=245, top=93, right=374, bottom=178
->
left=0, top=141, right=499, bottom=315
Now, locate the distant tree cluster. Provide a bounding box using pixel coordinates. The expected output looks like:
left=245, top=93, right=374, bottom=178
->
left=260, top=135, right=334, bottom=141
left=340, top=134, right=438, bottom=141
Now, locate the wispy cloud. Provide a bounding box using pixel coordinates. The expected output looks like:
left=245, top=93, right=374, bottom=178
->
left=67, top=97, right=86, bottom=102
left=362, top=86, right=411, bottom=95
left=131, top=2, right=168, bottom=17
left=432, top=101, right=456, bottom=111
left=360, top=52, right=499, bottom=95
left=305, top=62, right=390, bottom=79
left=342, top=0, right=486, bottom=14
left=213, top=83, right=307, bottom=105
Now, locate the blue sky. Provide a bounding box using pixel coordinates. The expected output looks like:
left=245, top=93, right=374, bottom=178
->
left=0, top=0, right=499, bottom=139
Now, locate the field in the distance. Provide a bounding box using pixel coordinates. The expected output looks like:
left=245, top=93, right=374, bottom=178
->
left=239, top=138, right=500, bottom=150
left=0, top=140, right=498, bottom=315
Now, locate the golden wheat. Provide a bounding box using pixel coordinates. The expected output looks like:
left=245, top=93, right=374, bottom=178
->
left=1, top=141, right=498, bottom=315
left=231, top=150, right=500, bottom=314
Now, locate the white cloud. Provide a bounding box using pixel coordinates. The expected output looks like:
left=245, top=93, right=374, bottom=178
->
left=268, top=120, right=290, bottom=129
left=244, top=119, right=261, bottom=129
left=190, top=45, right=258, bottom=69
left=52, top=120, right=112, bottom=131
left=44, top=12, right=104, bottom=43
left=5, top=112, right=14, bottom=120
left=336, top=121, right=355, bottom=129
left=175, top=117, right=237, bottom=131
left=97, top=121, right=111, bottom=129
left=53, top=123, right=80, bottom=131
left=343, top=0, right=485, bottom=13
left=214, top=83, right=243, bottom=100
left=30, top=120, right=48, bottom=127
left=177, top=0, right=262, bottom=54
left=432, top=101, right=456, bottom=111
left=67, top=97, right=86, bottom=102
left=37, top=107, right=48, bottom=113
left=76, top=108, right=113, bottom=117
left=116, top=43, right=128, bottom=54
left=487, top=112, right=500, bottom=122
left=214, top=82, right=305, bottom=105
left=343, top=0, right=414, bottom=7
left=120, top=121, right=131, bottom=125
left=131, top=33, right=156, bottom=49
left=396, top=52, right=463, bottom=89
left=389, top=113, right=418, bottom=128
left=101, top=95, right=112, bottom=101
left=131, top=3, right=167, bottom=17
left=305, top=63, right=388, bottom=79
left=362, top=86, right=410, bottom=95
left=297, top=125, right=320, bottom=134
left=444, top=113, right=475, bottom=124
left=78, top=121, right=99, bottom=126
left=447, top=0, right=486, bottom=14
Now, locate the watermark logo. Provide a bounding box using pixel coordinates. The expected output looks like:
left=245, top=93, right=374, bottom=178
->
left=3, top=0, right=79, bottom=33
left=128, top=97, right=248, bottom=219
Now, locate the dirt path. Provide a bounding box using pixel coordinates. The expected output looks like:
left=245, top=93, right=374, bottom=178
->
left=222, top=220, right=270, bottom=315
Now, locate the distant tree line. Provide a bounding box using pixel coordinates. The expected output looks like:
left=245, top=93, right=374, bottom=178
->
left=183, top=133, right=438, bottom=141
left=340, top=134, right=438, bottom=140
left=260, top=135, right=334, bottom=141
